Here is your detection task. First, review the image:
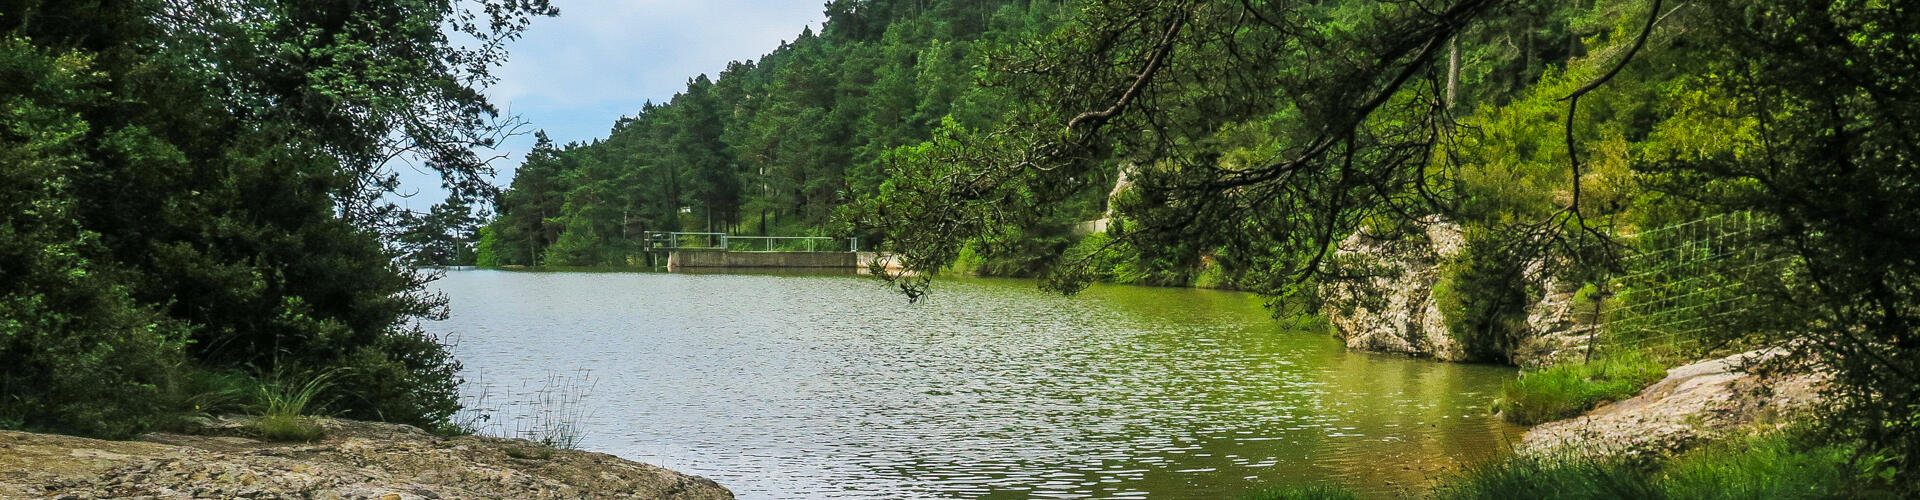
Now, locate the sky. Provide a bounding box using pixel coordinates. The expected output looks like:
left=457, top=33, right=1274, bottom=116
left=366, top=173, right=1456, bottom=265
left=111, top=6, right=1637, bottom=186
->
left=395, top=0, right=826, bottom=211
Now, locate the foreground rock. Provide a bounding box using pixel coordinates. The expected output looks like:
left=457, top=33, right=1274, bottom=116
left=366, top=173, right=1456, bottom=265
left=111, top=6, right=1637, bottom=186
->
left=0, top=417, right=732, bottom=499
left=1519, top=348, right=1824, bottom=460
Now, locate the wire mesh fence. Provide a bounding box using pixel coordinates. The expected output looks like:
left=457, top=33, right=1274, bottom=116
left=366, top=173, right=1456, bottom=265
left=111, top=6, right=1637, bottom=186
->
left=1595, top=212, right=1793, bottom=358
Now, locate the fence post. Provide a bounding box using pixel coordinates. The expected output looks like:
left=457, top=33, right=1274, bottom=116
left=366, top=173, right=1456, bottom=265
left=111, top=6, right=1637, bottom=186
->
left=719, top=234, right=728, bottom=250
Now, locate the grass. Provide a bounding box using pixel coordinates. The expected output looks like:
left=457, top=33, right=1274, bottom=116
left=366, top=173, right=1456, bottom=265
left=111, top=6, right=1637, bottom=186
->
left=1494, top=353, right=1668, bottom=425
left=1658, top=431, right=1860, bottom=500
left=1425, top=430, right=1875, bottom=500
left=1433, top=455, right=1662, bottom=500
left=1240, top=484, right=1358, bottom=500
left=1242, top=433, right=1870, bottom=500
left=452, top=370, right=598, bottom=448
left=151, top=365, right=256, bottom=432
left=510, top=370, right=596, bottom=449
left=243, top=368, right=338, bottom=442
left=249, top=414, right=327, bottom=442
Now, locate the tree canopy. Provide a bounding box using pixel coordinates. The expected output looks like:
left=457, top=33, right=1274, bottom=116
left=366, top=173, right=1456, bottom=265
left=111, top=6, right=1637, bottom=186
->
left=0, top=0, right=554, bottom=436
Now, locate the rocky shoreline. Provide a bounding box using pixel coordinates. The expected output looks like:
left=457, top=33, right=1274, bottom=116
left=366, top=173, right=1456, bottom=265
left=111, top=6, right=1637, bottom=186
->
left=1517, top=348, right=1825, bottom=461
left=0, top=417, right=732, bottom=499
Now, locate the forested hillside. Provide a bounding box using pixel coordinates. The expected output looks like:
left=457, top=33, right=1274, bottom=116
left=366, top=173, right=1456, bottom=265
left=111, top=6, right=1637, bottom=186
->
left=477, top=0, right=1677, bottom=284
left=477, top=1, right=1079, bottom=267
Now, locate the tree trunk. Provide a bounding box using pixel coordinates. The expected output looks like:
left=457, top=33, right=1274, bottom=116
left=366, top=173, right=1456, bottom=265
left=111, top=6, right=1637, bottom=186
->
left=1446, top=35, right=1461, bottom=110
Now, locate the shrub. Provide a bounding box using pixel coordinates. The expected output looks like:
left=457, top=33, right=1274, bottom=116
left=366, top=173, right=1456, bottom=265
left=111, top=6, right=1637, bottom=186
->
left=331, top=328, right=465, bottom=432
left=1495, top=353, right=1667, bottom=425
left=151, top=366, right=256, bottom=431
left=1, top=0, right=516, bottom=439
left=0, top=44, right=193, bottom=437
left=1433, top=229, right=1533, bottom=363
left=947, top=244, right=986, bottom=275
left=1191, top=257, right=1228, bottom=288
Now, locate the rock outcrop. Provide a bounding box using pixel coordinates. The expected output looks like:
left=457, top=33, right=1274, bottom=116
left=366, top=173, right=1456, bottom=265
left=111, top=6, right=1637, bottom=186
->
left=1321, top=220, right=1468, bottom=360
left=0, top=417, right=733, bottom=499
left=1320, top=220, right=1585, bottom=365
left=1512, top=275, right=1596, bottom=368
left=1518, top=348, right=1825, bottom=461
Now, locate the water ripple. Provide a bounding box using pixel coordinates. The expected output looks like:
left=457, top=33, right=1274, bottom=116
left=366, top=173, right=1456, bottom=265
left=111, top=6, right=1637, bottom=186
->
left=431, top=271, right=1519, bottom=499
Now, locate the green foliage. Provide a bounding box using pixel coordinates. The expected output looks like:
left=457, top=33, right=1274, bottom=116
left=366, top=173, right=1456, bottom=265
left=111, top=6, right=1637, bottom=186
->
left=1433, top=430, right=1873, bottom=500
left=1494, top=353, right=1667, bottom=425
left=1191, top=258, right=1228, bottom=289
left=486, top=2, right=1063, bottom=267
left=1, top=0, right=553, bottom=437
left=474, top=225, right=505, bottom=267
left=0, top=37, right=191, bottom=438
left=151, top=367, right=257, bottom=431
left=1658, top=432, right=1857, bottom=500
left=1243, top=431, right=1869, bottom=499
left=252, top=369, right=337, bottom=422
left=249, top=414, right=327, bottom=443
left=1434, top=455, right=1662, bottom=500
left=398, top=193, right=484, bottom=267
left=1433, top=230, right=1533, bottom=363
left=1629, top=0, right=1920, bottom=483
left=244, top=368, right=337, bottom=442
left=1239, top=484, right=1357, bottom=500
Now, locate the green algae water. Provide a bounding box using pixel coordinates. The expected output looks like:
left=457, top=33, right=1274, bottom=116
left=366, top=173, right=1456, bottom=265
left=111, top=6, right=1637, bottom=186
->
left=429, top=270, right=1519, bottom=499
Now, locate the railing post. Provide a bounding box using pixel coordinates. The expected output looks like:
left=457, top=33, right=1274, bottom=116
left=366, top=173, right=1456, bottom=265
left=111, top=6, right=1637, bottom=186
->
left=719, top=233, right=728, bottom=250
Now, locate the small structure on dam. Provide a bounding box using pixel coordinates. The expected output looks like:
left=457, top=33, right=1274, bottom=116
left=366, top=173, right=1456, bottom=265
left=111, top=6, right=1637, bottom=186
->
left=644, top=231, right=863, bottom=271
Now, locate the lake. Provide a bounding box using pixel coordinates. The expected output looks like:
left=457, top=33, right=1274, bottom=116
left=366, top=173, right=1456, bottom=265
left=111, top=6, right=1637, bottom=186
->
left=428, top=270, right=1519, bottom=499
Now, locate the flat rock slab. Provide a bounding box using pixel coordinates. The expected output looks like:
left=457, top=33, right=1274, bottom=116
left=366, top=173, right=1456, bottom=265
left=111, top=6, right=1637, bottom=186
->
left=0, top=418, right=732, bottom=499
left=1519, top=348, right=1823, bottom=460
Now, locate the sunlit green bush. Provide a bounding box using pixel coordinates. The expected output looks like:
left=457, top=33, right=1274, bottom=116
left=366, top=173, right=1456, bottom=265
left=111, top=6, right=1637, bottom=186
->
left=1494, top=353, right=1667, bottom=425
left=1433, top=229, right=1533, bottom=363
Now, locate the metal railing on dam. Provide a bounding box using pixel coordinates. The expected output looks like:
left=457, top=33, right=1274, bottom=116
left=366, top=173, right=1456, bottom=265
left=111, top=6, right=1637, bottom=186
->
left=643, top=231, right=858, bottom=253
left=642, top=231, right=863, bottom=271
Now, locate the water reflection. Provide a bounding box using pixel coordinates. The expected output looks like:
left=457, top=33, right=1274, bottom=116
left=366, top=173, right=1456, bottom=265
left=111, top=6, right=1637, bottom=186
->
left=431, top=270, right=1519, bottom=499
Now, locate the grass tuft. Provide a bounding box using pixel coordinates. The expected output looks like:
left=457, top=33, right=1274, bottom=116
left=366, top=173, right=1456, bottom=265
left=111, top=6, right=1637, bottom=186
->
left=1239, top=484, right=1358, bottom=500
left=1495, top=353, right=1667, bottom=425
left=1434, top=455, right=1661, bottom=500
left=250, top=414, right=327, bottom=442
left=243, top=367, right=338, bottom=442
